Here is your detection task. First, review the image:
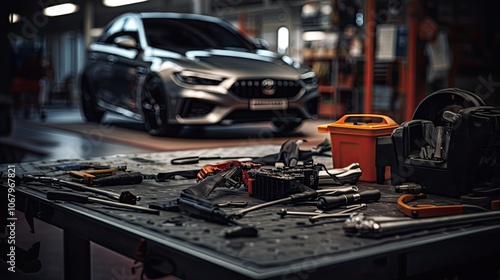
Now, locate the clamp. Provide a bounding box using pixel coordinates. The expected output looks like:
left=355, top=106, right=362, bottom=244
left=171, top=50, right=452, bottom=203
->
left=397, top=193, right=487, bottom=218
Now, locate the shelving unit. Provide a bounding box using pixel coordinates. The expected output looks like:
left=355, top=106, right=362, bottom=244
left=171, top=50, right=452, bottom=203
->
left=303, top=50, right=342, bottom=118
left=300, top=0, right=363, bottom=120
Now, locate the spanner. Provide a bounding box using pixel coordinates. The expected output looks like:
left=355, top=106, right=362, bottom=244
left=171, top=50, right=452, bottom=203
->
left=309, top=203, right=367, bottom=223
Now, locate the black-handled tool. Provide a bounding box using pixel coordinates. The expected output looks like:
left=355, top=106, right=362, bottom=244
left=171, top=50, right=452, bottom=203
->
left=171, top=156, right=223, bottom=165
left=24, top=175, right=140, bottom=205
left=55, top=163, right=111, bottom=171
left=87, top=171, right=143, bottom=186
left=394, top=183, right=425, bottom=194
left=317, top=189, right=381, bottom=210
left=46, top=191, right=159, bottom=215
left=178, top=192, right=258, bottom=238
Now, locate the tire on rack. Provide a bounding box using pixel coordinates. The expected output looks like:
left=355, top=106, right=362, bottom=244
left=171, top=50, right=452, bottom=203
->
left=140, top=75, right=182, bottom=136
left=271, top=117, right=303, bottom=133
left=81, top=81, right=105, bottom=123
left=412, top=88, right=486, bottom=126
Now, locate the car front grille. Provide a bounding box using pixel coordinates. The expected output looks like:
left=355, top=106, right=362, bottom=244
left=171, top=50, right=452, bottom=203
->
left=230, top=79, right=302, bottom=99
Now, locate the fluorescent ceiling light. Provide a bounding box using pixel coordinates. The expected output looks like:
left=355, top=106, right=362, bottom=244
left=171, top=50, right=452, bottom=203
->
left=277, top=27, right=289, bottom=54
left=43, top=3, right=79, bottom=17
left=302, top=31, right=326, bottom=41
left=9, top=13, right=20, bottom=23
left=103, top=0, right=148, bottom=7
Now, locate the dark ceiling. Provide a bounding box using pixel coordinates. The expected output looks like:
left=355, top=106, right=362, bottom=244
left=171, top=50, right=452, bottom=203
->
left=4, top=0, right=194, bottom=35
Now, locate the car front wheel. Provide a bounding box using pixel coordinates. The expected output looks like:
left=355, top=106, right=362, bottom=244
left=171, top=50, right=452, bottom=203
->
left=81, top=81, right=105, bottom=123
left=141, top=76, right=182, bottom=136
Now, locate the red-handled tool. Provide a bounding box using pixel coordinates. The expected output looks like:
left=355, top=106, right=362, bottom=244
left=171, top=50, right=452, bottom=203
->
left=397, top=193, right=488, bottom=218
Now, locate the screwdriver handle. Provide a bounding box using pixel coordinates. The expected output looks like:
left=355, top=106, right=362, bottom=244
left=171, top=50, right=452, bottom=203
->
left=47, top=191, right=90, bottom=203
left=317, top=189, right=381, bottom=210
left=94, top=172, right=143, bottom=186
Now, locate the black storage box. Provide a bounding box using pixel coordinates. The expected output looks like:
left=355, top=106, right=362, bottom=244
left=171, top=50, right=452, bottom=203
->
left=390, top=89, right=500, bottom=197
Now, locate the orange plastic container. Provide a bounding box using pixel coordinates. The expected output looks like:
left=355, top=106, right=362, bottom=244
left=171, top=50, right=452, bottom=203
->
left=318, top=114, right=399, bottom=182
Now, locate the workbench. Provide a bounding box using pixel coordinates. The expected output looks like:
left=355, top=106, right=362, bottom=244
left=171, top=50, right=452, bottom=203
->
left=2, top=145, right=500, bottom=279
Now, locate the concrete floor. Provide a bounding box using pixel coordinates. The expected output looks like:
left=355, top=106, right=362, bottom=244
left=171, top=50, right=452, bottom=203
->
left=1, top=103, right=333, bottom=163
left=0, top=103, right=336, bottom=279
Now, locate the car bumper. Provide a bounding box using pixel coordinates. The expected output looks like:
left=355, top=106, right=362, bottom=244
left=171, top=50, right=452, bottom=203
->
left=166, top=85, right=319, bottom=125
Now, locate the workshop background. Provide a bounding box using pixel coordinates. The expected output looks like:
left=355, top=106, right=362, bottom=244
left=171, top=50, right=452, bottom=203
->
left=1, top=0, right=500, bottom=279
left=2, top=0, right=500, bottom=161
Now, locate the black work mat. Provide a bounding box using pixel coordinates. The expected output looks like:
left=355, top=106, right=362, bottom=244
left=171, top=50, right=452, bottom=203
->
left=2, top=145, right=474, bottom=269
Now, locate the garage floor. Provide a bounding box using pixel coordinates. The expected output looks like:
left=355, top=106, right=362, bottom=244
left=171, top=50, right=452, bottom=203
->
left=2, top=104, right=331, bottom=163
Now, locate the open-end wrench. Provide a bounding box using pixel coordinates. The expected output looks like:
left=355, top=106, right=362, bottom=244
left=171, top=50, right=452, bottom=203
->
left=232, top=185, right=318, bottom=218
left=277, top=209, right=325, bottom=217
left=277, top=204, right=362, bottom=218
left=309, top=203, right=367, bottom=223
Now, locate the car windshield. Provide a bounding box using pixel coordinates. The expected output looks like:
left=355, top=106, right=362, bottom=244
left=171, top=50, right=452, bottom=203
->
left=142, top=18, right=255, bottom=53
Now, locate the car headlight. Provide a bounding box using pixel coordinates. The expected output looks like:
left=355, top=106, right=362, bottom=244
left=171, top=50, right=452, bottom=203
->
left=300, top=71, right=318, bottom=89
left=174, top=71, right=225, bottom=86
left=281, top=55, right=301, bottom=69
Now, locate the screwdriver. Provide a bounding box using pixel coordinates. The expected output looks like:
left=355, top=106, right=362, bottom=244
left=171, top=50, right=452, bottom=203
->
left=79, top=172, right=143, bottom=186
left=55, top=163, right=111, bottom=171
left=24, top=175, right=140, bottom=204
left=46, top=191, right=159, bottom=215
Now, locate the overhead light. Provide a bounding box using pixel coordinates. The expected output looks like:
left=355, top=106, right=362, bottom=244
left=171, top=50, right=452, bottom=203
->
left=9, top=13, right=20, bottom=23
left=43, top=3, right=79, bottom=17
left=103, top=0, right=148, bottom=7
left=277, top=26, right=289, bottom=54
left=302, top=31, right=326, bottom=41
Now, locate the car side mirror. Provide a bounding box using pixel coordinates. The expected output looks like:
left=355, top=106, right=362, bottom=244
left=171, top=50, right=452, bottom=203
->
left=253, top=38, right=269, bottom=50
left=114, top=35, right=138, bottom=49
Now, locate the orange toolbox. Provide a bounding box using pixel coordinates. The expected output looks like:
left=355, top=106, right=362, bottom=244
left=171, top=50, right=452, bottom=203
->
left=318, top=114, right=399, bottom=182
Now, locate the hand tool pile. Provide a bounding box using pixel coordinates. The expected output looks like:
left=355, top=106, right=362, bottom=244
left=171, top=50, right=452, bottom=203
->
left=4, top=138, right=500, bottom=241
left=146, top=139, right=380, bottom=237
left=6, top=163, right=156, bottom=214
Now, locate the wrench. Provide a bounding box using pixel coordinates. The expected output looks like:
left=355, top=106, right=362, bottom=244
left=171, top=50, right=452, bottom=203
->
left=277, top=209, right=325, bottom=217
left=309, top=203, right=367, bottom=223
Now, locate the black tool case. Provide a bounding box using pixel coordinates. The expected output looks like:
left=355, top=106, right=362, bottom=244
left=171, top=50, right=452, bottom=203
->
left=391, top=88, right=500, bottom=197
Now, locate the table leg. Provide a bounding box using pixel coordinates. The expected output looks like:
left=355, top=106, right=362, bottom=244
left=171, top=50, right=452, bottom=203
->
left=64, top=231, right=90, bottom=280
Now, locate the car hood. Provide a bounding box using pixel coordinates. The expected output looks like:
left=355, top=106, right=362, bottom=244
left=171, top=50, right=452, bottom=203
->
left=153, top=48, right=309, bottom=79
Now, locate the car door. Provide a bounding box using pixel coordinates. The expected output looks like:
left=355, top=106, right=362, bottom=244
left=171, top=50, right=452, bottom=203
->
left=86, top=17, right=127, bottom=106
left=87, top=16, right=149, bottom=114
left=108, top=17, right=149, bottom=113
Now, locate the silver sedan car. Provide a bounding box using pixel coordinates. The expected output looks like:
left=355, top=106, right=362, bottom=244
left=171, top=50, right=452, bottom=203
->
left=81, top=12, right=319, bottom=136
